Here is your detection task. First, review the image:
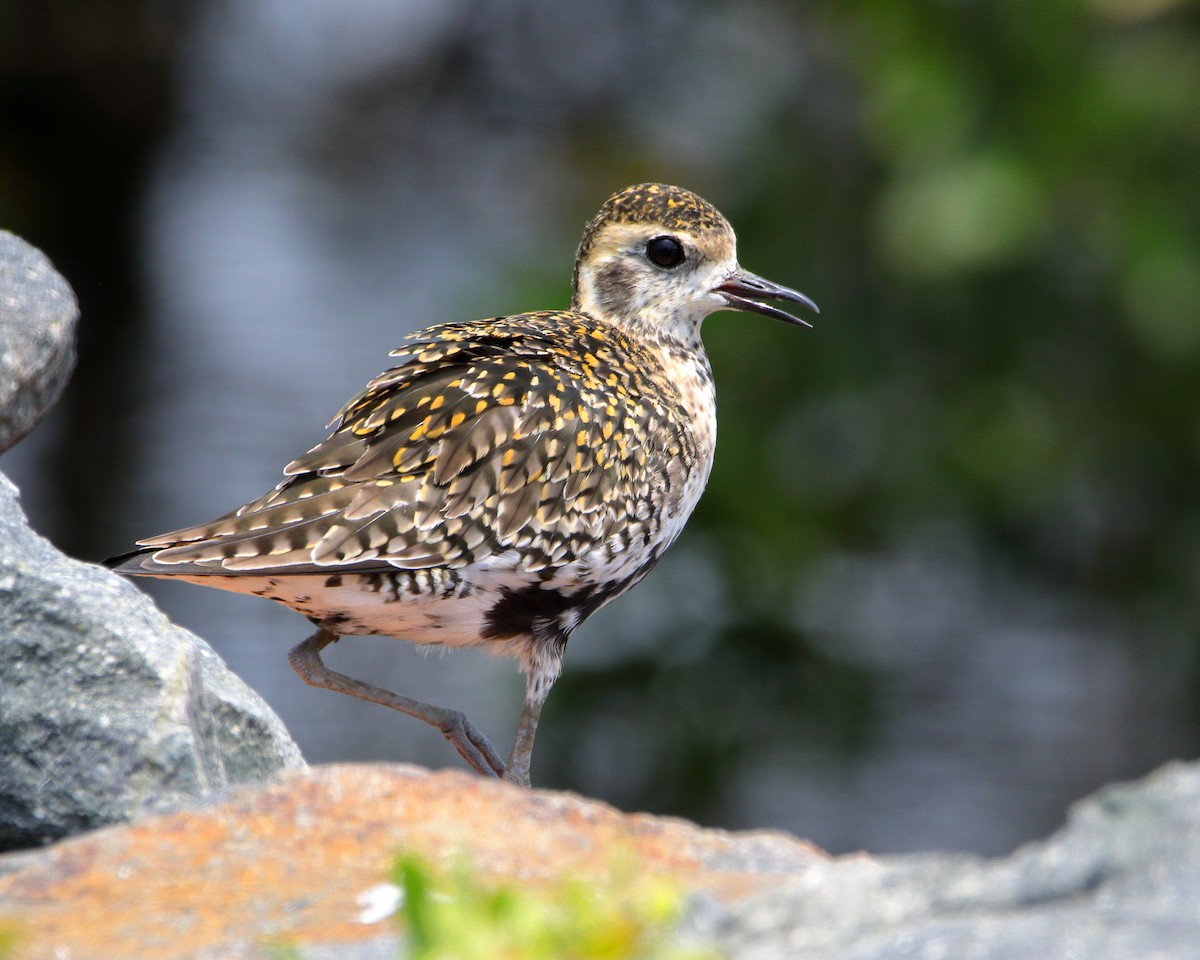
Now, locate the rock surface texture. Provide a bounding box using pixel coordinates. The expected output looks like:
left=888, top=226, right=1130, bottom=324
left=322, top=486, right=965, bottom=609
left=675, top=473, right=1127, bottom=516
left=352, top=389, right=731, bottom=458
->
left=1, top=760, right=1198, bottom=959
left=0, top=233, right=78, bottom=454
left=0, top=472, right=305, bottom=851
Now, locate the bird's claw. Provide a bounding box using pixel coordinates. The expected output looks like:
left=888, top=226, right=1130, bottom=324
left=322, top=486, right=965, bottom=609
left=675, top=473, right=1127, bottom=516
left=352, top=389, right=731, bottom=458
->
left=439, top=711, right=506, bottom=778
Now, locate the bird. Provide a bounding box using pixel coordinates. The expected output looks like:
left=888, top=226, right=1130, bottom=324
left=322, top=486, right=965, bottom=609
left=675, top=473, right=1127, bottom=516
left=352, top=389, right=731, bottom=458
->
left=109, top=183, right=818, bottom=787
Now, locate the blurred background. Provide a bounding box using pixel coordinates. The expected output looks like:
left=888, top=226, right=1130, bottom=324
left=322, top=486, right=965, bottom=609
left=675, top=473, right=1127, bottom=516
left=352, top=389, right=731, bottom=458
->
left=3, top=0, right=1199, bottom=856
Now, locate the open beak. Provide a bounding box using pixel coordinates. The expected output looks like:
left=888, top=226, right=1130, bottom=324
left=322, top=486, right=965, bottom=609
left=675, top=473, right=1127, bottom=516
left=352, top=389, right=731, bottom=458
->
left=714, top=269, right=819, bottom=328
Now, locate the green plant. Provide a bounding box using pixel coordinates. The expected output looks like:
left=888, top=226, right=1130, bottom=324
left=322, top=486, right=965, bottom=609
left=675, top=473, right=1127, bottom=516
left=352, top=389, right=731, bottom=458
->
left=0, top=924, right=18, bottom=960
left=393, top=854, right=718, bottom=960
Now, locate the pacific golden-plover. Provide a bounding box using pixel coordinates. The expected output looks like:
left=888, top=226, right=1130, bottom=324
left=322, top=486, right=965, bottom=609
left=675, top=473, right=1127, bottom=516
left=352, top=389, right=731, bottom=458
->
left=110, top=183, right=818, bottom=786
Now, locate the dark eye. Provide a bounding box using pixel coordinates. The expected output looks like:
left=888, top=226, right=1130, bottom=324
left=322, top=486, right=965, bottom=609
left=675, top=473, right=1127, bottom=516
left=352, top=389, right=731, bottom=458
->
left=645, top=235, right=685, bottom=268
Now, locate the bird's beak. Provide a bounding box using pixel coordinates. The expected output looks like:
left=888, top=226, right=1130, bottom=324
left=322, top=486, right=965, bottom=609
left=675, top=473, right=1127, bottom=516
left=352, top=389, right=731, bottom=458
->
left=714, top=269, right=819, bottom=328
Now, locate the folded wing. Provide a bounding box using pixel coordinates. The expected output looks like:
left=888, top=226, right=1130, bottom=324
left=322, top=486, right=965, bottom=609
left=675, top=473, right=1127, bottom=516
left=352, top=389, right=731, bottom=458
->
left=135, top=313, right=671, bottom=576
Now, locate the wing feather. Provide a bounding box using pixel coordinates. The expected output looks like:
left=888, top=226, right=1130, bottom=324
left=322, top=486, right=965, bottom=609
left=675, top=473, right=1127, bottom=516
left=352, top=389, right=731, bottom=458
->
left=136, top=312, right=692, bottom=575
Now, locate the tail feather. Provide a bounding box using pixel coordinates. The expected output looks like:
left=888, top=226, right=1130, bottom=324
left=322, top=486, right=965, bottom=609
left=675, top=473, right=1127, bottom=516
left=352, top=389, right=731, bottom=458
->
left=103, top=547, right=157, bottom=573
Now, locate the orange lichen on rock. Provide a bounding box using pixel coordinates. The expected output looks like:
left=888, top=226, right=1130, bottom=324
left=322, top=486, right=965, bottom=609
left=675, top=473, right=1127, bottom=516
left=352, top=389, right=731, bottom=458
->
left=0, top=764, right=823, bottom=960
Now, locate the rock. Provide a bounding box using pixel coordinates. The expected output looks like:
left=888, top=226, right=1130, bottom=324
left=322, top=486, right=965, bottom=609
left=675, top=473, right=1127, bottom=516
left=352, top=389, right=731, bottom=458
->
left=0, top=233, right=78, bottom=454
left=1, top=760, right=1198, bottom=959
left=718, top=760, right=1200, bottom=959
left=0, top=471, right=305, bottom=851
left=0, top=763, right=823, bottom=959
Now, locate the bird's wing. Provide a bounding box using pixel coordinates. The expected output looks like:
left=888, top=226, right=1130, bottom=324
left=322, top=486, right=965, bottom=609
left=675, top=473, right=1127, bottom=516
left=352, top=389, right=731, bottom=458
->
left=136, top=312, right=683, bottom=575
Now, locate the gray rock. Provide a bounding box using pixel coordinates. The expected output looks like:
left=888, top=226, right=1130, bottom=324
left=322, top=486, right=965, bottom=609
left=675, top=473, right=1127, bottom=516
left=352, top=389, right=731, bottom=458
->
left=0, top=233, right=79, bottom=454
left=0, top=470, right=304, bottom=851
left=703, top=760, right=1200, bottom=959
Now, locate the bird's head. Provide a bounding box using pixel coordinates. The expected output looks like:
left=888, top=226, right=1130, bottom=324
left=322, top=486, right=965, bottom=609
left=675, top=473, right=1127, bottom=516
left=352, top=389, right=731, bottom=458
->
left=571, top=183, right=817, bottom=344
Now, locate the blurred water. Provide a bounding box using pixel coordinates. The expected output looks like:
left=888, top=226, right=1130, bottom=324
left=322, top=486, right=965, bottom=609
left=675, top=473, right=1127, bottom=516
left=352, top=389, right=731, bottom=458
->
left=4, top=0, right=1194, bottom=857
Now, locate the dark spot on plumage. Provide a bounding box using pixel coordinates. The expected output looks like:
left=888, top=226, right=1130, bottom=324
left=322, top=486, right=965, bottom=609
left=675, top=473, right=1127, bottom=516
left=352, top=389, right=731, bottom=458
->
left=324, top=574, right=343, bottom=588
left=594, top=262, right=637, bottom=316
left=483, top=583, right=603, bottom=645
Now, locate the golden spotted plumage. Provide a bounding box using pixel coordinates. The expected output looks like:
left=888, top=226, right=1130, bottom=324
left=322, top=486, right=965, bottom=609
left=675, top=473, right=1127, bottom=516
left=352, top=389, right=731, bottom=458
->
left=139, top=311, right=705, bottom=578
left=111, top=183, right=817, bottom=786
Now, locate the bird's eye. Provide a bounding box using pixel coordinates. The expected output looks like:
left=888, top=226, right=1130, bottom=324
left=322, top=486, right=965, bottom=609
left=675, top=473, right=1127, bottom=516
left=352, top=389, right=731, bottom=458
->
left=645, top=236, right=685, bottom=268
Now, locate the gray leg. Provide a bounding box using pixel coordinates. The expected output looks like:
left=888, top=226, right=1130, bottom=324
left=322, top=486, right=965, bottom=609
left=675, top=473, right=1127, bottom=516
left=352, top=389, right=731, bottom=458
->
left=288, top=628, right=506, bottom=778
left=503, top=677, right=548, bottom=788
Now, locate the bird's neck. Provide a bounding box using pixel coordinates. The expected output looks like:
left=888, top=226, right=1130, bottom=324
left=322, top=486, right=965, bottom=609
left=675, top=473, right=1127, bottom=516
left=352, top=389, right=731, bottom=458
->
left=571, top=292, right=708, bottom=356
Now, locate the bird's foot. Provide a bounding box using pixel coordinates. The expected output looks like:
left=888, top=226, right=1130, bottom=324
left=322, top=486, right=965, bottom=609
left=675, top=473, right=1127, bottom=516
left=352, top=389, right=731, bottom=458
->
left=437, top=710, right=507, bottom=778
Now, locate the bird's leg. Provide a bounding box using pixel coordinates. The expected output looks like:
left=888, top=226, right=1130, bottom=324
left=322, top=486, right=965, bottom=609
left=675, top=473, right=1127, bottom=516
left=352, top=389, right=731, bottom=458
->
left=288, top=628, right=506, bottom=778
left=503, top=669, right=552, bottom=788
